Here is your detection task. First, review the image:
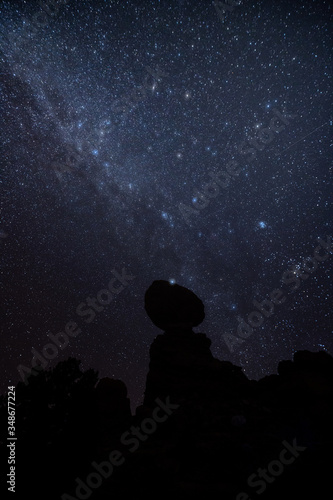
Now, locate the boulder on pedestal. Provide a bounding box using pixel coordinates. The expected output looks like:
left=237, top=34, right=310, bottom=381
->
left=143, top=280, right=249, bottom=408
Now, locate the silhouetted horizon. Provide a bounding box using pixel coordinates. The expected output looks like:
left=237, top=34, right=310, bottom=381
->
left=1, top=280, right=332, bottom=498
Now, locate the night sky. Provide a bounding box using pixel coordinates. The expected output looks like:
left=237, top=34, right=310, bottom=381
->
left=1, top=0, right=332, bottom=411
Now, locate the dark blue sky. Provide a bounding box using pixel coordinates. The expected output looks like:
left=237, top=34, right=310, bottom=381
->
left=1, top=0, right=332, bottom=410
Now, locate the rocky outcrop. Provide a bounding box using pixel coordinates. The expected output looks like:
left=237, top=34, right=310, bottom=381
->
left=143, top=280, right=250, bottom=408
left=2, top=282, right=332, bottom=499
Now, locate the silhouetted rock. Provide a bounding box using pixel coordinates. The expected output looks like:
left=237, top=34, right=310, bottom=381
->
left=143, top=281, right=249, bottom=408
left=95, top=377, right=132, bottom=448
left=1, top=284, right=332, bottom=500
left=144, top=280, right=205, bottom=330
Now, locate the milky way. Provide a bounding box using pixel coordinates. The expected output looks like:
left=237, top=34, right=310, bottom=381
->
left=1, top=0, right=332, bottom=409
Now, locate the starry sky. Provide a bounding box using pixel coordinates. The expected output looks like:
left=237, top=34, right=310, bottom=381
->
left=1, top=0, right=332, bottom=410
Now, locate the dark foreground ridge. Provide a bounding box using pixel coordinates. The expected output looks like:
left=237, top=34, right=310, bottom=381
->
left=0, top=281, right=332, bottom=499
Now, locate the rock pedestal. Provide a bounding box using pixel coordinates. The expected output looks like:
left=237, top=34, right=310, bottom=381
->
left=143, top=280, right=249, bottom=408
